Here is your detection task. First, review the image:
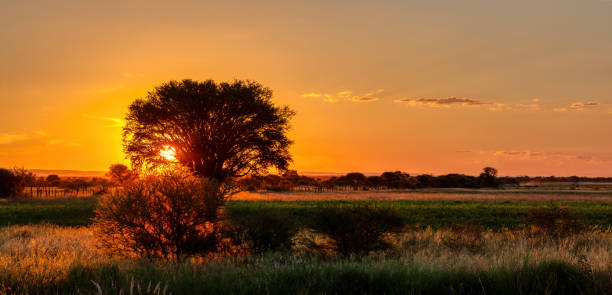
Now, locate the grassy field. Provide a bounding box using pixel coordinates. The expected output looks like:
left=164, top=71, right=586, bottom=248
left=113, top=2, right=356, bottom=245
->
left=1, top=193, right=612, bottom=294
left=234, top=189, right=612, bottom=202
left=1, top=224, right=611, bottom=294
left=2, top=197, right=611, bottom=229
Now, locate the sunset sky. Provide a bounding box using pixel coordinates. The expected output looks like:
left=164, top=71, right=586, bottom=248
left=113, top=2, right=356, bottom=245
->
left=2, top=0, right=612, bottom=176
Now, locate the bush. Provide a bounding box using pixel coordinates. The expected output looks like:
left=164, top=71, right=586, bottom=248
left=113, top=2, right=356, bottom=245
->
left=93, top=171, right=229, bottom=259
left=525, top=205, right=584, bottom=238
left=227, top=209, right=300, bottom=253
left=0, top=168, right=17, bottom=198
left=309, top=204, right=405, bottom=255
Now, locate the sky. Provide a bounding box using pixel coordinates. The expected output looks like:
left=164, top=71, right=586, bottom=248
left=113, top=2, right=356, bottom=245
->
left=1, top=0, right=612, bottom=176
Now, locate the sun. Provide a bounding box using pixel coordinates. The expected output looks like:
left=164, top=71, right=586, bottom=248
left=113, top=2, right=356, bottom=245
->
left=160, top=145, right=177, bottom=161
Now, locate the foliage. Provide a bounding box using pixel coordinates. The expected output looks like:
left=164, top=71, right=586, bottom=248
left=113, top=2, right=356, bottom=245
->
left=122, top=79, right=295, bottom=182
left=0, top=168, right=17, bottom=198
left=238, top=167, right=505, bottom=192
left=45, top=174, right=61, bottom=186
left=0, top=168, right=36, bottom=198
left=226, top=208, right=300, bottom=253
left=478, top=166, right=500, bottom=188
left=106, top=164, right=138, bottom=185
left=93, top=171, right=229, bottom=259
left=309, top=204, right=405, bottom=255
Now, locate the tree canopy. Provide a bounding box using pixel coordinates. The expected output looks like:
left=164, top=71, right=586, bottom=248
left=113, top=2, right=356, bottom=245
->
left=123, top=79, right=295, bottom=182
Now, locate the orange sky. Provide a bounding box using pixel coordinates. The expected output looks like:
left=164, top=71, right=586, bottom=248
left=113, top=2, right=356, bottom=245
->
left=1, top=0, right=612, bottom=176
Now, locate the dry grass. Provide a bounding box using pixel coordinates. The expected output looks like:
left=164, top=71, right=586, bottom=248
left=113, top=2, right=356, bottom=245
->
left=0, top=225, right=611, bottom=290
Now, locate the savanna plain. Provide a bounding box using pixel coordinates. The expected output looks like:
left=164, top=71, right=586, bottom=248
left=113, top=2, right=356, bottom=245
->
left=1, top=184, right=611, bottom=295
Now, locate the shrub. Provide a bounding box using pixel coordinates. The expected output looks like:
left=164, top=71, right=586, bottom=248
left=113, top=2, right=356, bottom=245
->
left=440, top=222, right=485, bottom=253
left=0, top=168, right=17, bottom=198
left=309, top=204, right=405, bottom=255
left=226, top=209, right=300, bottom=253
left=92, top=171, right=229, bottom=259
left=525, top=205, right=584, bottom=239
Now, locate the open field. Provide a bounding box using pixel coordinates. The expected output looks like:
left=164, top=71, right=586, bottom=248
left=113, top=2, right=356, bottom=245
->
left=234, top=188, right=612, bottom=202
left=0, top=224, right=611, bottom=294
left=2, top=197, right=612, bottom=229
left=1, top=192, right=612, bottom=294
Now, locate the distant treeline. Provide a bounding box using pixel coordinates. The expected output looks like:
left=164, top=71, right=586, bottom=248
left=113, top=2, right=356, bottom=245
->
left=238, top=167, right=502, bottom=192
left=1, top=167, right=115, bottom=198
left=238, top=168, right=612, bottom=192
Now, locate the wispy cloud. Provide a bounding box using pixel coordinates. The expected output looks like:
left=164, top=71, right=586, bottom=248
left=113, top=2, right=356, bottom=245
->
left=0, top=131, right=80, bottom=148
left=455, top=150, right=472, bottom=153
left=553, top=107, right=568, bottom=112
left=300, top=89, right=383, bottom=103
left=91, top=116, right=125, bottom=128
left=569, top=101, right=599, bottom=111
left=395, top=97, right=492, bottom=107
left=492, top=150, right=609, bottom=163
left=300, top=93, right=324, bottom=98
left=0, top=133, right=30, bottom=145
left=494, top=150, right=545, bottom=158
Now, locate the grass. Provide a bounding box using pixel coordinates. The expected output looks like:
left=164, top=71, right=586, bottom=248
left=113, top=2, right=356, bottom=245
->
left=0, top=198, right=97, bottom=226
left=1, top=198, right=612, bottom=229
left=0, top=224, right=611, bottom=294
left=1, top=195, right=611, bottom=293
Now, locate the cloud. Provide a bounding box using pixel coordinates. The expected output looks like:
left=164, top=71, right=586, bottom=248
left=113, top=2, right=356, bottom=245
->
left=569, top=101, right=599, bottom=110
left=350, top=95, right=380, bottom=102
left=343, top=90, right=382, bottom=102
left=494, top=150, right=545, bottom=158
left=553, top=107, right=568, bottom=112
left=395, top=97, right=492, bottom=107
left=300, top=93, right=324, bottom=98
left=0, top=131, right=80, bottom=149
left=337, top=91, right=353, bottom=98
left=492, top=150, right=609, bottom=163
left=0, top=133, right=29, bottom=144
left=300, top=89, right=382, bottom=103
left=514, top=103, right=540, bottom=111
left=91, top=116, right=125, bottom=127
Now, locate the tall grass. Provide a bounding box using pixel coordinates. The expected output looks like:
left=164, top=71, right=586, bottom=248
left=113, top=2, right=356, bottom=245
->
left=0, top=225, right=610, bottom=294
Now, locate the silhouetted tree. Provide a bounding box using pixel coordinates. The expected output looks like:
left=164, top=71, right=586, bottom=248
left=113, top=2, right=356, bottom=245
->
left=478, top=167, right=499, bottom=187
left=0, top=168, right=17, bottom=198
left=381, top=171, right=403, bottom=188
left=345, top=172, right=367, bottom=190
left=12, top=167, right=36, bottom=196
left=367, top=176, right=383, bottom=189
left=46, top=174, right=61, bottom=186
left=106, top=164, right=138, bottom=185
left=123, top=79, right=295, bottom=182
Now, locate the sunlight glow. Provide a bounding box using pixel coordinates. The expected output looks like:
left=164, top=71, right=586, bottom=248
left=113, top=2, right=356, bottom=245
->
left=160, top=145, right=177, bottom=162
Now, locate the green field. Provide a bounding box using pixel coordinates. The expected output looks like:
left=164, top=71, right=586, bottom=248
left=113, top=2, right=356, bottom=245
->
left=2, top=198, right=612, bottom=229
